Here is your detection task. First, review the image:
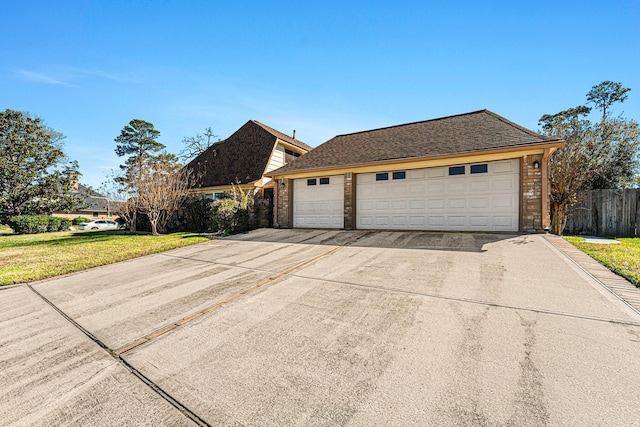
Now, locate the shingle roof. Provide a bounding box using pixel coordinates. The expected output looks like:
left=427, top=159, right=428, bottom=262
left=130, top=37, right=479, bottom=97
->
left=185, top=120, right=311, bottom=188
left=269, top=110, right=563, bottom=175
left=76, top=184, right=109, bottom=212
left=252, top=120, right=313, bottom=152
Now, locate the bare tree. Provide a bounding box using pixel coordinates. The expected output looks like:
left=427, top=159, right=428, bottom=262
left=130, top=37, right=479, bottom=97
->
left=137, top=161, right=192, bottom=235
left=179, top=127, right=219, bottom=162
left=115, top=197, right=138, bottom=232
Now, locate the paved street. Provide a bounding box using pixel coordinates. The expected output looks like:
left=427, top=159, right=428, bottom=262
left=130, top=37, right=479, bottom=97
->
left=1, top=229, right=639, bottom=426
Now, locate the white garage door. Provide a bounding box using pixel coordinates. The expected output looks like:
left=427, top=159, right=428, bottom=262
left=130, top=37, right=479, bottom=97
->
left=357, top=159, right=519, bottom=231
left=294, top=175, right=344, bottom=228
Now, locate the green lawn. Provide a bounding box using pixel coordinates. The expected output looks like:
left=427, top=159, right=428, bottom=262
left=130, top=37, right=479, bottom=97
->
left=564, top=236, right=640, bottom=287
left=0, top=230, right=210, bottom=286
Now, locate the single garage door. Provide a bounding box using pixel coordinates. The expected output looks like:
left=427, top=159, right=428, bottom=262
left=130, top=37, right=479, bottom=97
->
left=294, top=175, right=344, bottom=228
left=357, top=159, right=519, bottom=231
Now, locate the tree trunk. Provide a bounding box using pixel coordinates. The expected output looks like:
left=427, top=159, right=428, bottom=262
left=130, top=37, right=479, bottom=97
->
left=129, top=210, right=137, bottom=233
left=551, top=201, right=568, bottom=235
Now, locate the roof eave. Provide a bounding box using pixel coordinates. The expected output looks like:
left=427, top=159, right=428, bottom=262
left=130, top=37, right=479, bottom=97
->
left=266, top=139, right=565, bottom=178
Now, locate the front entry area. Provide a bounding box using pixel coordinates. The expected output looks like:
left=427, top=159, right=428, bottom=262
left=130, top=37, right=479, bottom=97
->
left=356, top=159, right=520, bottom=231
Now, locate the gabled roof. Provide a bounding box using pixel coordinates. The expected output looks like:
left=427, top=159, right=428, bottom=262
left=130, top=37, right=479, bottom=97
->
left=185, top=120, right=311, bottom=188
left=268, top=110, right=563, bottom=175
left=76, top=184, right=110, bottom=212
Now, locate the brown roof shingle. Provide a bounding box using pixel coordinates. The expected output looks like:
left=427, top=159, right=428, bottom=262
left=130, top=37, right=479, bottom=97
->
left=185, top=120, right=310, bottom=188
left=269, top=110, right=562, bottom=175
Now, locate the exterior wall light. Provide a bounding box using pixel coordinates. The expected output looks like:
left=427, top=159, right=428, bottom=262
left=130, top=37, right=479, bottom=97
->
left=533, top=161, right=540, bottom=169
left=279, top=182, right=285, bottom=189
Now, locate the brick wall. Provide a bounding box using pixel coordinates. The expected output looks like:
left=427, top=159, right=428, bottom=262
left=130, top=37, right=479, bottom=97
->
left=275, top=179, right=293, bottom=228
left=520, top=155, right=545, bottom=232
left=343, top=172, right=356, bottom=229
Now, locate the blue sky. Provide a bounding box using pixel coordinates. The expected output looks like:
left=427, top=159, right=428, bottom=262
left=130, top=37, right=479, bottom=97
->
left=2, top=0, right=639, bottom=189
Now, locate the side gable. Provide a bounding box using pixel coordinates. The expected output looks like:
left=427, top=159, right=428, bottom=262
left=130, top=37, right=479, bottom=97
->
left=184, top=120, right=311, bottom=190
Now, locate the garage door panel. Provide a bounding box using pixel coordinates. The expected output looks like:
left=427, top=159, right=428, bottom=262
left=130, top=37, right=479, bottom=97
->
left=427, top=167, right=446, bottom=178
left=492, top=177, right=516, bottom=191
left=408, top=169, right=425, bottom=179
left=470, top=179, right=490, bottom=192
left=410, top=183, right=427, bottom=194
left=356, top=159, right=519, bottom=231
left=448, top=216, right=466, bottom=227
left=410, top=200, right=426, bottom=210
left=294, top=175, right=344, bottom=228
left=470, top=216, right=490, bottom=227
left=427, top=182, right=445, bottom=194
left=491, top=160, right=516, bottom=173
left=448, top=199, right=466, bottom=209
left=447, top=181, right=466, bottom=193
left=470, top=197, right=490, bottom=209
left=428, top=199, right=445, bottom=210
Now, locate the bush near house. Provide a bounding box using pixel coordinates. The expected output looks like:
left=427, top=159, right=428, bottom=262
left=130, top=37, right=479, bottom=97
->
left=210, top=198, right=250, bottom=233
left=7, top=215, right=72, bottom=234
left=72, top=216, right=90, bottom=225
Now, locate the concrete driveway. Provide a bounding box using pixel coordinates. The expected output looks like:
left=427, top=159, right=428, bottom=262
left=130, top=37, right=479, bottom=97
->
left=1, top=229, right=639, bottom=426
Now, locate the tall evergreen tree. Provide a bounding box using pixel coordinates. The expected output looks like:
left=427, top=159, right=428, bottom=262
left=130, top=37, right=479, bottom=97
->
left=114, top=119, right=164, bottom=231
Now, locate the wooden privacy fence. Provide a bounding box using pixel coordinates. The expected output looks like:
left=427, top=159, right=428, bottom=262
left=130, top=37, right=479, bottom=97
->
left=565, top=189, right=640, bottom=237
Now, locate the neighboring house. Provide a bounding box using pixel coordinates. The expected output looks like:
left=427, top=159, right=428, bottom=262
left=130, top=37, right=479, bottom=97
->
left=53, top=184, right=115, bottom=221
left=267, top=110, right=565, bottom=233
left=184, top=119, right=312, bottom=203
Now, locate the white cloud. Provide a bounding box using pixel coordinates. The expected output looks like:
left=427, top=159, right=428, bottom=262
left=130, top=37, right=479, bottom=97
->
left=13, top=66, right=122, bottom=87
left=14, top=69, right=71, bottom=86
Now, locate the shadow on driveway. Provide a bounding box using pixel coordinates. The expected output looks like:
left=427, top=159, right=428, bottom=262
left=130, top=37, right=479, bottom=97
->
left=224, top=228, right=524, bottom=253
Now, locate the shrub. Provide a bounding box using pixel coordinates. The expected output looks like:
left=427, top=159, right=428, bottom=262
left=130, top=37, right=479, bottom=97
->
left=72, top=216, right=90, bottom=225
left=59, top=219, right=72, bottom=231
left=210, top=199, right=250, bottom=233
left=47, top=216, right=62, bottom=232
left=8, top=215, right=50, bottom=234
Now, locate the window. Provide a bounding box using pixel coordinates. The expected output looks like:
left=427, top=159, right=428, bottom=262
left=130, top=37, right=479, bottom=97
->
left=471, top=164, right=488, bottom=174
left=319, top=177, right=330, bottom=185
left=307, top=178, right=317, bottom=186
left=392, top=171, right=406, bottom=180
left=285, top=148, right=301, bottom=163
left=376, top=173, right=389, bottom=181
left=214, top=192, right=225, bottom=200
left=448, top=166, right=465, bottom=176
left=92, top=212, right=99, bottom=218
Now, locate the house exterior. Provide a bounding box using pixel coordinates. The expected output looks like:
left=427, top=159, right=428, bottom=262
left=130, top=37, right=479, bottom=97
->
left=185, top=120, right=312, bottom=203
left=53, top=184, right=116, bottom=221
left=267, top=110, right=565, bottom=233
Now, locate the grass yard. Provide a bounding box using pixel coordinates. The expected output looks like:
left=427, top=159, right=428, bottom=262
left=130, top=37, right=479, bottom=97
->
left=0, top=230, right=210, bottom=286
left=564, top=236, right=640, bottom=287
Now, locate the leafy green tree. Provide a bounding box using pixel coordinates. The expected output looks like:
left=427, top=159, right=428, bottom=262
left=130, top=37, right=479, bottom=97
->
left=114, top=119, right=165, bottom=231
left=0, top=109, right=81, bottom=217
left=540, top=81, right=640, bottom=234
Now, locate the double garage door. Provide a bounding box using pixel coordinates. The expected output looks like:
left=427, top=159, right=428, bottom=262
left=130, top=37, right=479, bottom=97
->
left=294, top=159, right=520, bottom=231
